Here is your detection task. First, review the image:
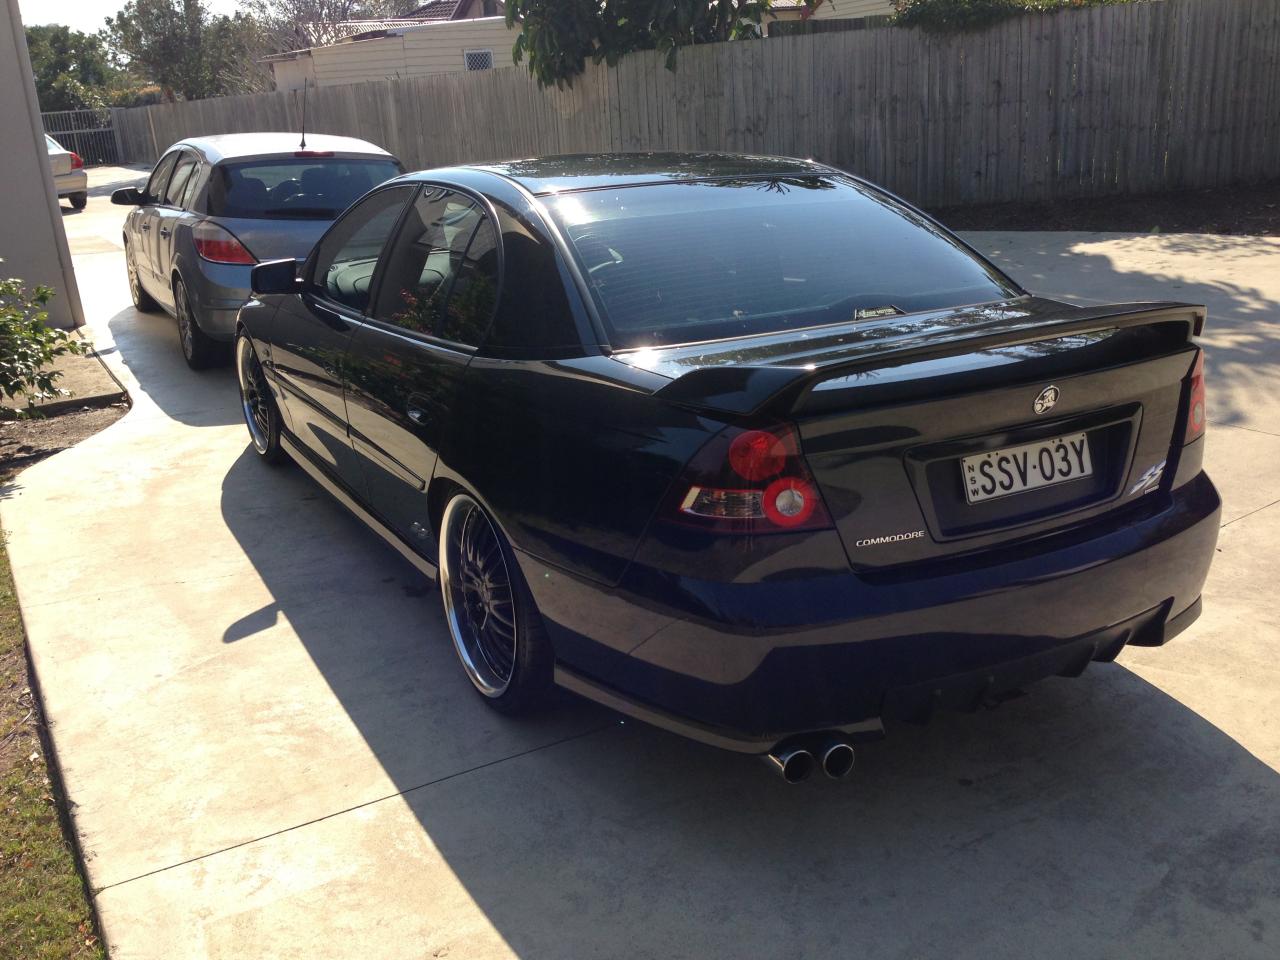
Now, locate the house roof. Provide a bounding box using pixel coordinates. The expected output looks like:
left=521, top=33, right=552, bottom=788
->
left=406, top=0, right=464, bottom=20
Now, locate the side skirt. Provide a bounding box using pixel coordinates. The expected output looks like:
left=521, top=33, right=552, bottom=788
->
left=280, top=433, right=437, bottom=581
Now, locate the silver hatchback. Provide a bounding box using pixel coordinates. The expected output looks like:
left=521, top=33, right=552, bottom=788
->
left=113, top=133, right=401, bottom=369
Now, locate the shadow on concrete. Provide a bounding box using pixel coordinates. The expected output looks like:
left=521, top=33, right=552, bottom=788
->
left=105, top=305, right=238, bottom=427
left=969, top=232, right=1280, bottom=433
left=217, top=451, right=1280, bottom=952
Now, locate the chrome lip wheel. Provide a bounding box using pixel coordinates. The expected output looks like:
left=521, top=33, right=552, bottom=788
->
left=236, top=337, right=271, bottom=454
left=440, top=495, right=517, bottom=697
left=176, top=285, right=194, bottom=358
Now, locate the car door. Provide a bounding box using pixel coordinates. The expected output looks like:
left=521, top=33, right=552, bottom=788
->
left=343, top=187, right=501, bottom=550
left=134, top=150, right=179, bottom=298
left=269, top=184, right=417, bottom=493
left=152, top=150, right=202, bottom=302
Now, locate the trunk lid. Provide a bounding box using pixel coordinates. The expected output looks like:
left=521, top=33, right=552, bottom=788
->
left=211, top=216, right=330, bottom=263
left=629, top=297, right=1203, bottom=571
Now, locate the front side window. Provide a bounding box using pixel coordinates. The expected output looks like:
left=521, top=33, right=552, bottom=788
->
left=144, top=152, right=179, bottom=204
left=311, top=186, right=414, bottom=313
left=165, top=153, right=199, bottom=207
left=372, top=188, right=499, bottom=346
left=207, top=157, right=403, bottom=221
left=547, top=176, right=1021, bottom=350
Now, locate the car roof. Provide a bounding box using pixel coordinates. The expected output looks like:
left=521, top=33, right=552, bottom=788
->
left=442, top=152, right=832, bottom=195
left=172, top=133, right=395, bottom=164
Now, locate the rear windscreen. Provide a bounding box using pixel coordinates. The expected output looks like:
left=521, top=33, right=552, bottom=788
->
left=207, top=158, right=402, bottom=220
left=547, top=176, right=1020, bottom=349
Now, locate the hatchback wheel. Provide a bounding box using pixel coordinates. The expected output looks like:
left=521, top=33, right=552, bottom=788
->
left=175, top=278, right=219, bottom=370
left=439, top=493, right=552, bottom=713
left=126, top=243, right=157, bottom=312
left=236, top=332, right=285, bottom=464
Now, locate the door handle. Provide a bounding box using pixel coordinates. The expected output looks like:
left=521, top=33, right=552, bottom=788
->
left=141, top=222, right=151, bottom=231
left=407, top=406, right=427, bottom=426
left=159, top=228, right=172, bottom=239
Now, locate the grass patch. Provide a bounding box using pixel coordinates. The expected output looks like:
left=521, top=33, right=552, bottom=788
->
left=0, top=537, right=103, bottom=960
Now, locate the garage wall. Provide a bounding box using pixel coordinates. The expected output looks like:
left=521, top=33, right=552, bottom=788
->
left=0, top=0, right=83, bottom=328
left=310, top=17, right=517, bottom=87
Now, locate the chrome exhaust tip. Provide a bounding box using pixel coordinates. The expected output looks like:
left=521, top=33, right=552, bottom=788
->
left=763, top=745, right=816, bottom=783
left=817, top=736, right=856, bottom=780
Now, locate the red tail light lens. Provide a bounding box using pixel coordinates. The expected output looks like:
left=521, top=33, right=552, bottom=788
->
left=70, top=152, right=84, bottom=169
left=666, top=423, right=832, bottom=534
left=193, top=222, right=257, bottom=265
left=1185, top=349, right=1206, bottom=443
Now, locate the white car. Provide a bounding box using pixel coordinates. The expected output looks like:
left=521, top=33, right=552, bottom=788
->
left=46, top=135, right=88, bottom=209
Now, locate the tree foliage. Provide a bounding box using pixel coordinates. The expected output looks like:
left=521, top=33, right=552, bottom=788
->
left=505, top=0, right=820, bottom=88
left=23, top=25, right=120, bottom=111
left=892, top=0, right=1132, bottom=33
left=105, top=0, right=266, bottom=101
left=0, top=271, right=85, bottom=415
left=243, top=0, right=424, bottom=50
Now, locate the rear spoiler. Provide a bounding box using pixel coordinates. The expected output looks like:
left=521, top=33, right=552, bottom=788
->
left=652, top=301, right=1205, bottom=417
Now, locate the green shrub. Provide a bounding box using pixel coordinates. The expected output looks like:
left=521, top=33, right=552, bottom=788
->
left=0, top=270, right=84, bottom=415
left=893, top=0, right=1131, bottom=32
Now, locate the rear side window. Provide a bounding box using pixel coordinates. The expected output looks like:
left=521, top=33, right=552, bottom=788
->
left=372, top=188, right=499, bottom=346
left=311, top=186, right=415, bottom=313
left=207, top=157, right=403, bottom=220
left=547, top=176, right=1020, bottom=350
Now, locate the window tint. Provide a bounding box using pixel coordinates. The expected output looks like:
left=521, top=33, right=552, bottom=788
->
left=207, top=158, right=402, bottom=220
left=547, top=176, right=1020, bottom=350
left=144, top=152, right=179, bottom=204
left=372, top=189, right=499, bottom=346
left=165, top=153, right=198, bottom=207
left=312, top=186, right=414, bottom=313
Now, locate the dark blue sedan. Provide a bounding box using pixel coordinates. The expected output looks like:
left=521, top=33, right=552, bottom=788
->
left=235, top=154, right=1219, bottom=782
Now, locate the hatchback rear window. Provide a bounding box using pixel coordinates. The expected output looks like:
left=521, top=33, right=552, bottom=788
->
left=207, top=157, right=402, bottom=220
left=547, top=176, right=1020, bottom=349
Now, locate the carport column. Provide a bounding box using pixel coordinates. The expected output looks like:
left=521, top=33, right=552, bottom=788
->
left=0, top=0, right=85, bottom=329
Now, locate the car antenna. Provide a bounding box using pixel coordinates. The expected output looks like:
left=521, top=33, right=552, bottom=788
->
left=299, top=79, right=308, bottom=150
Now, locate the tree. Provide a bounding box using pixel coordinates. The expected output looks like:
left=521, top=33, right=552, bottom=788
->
left=244, top=0, right=423, bottom=51
left=105, top=0, right=266, bottom=101
left=24, top=25, right=118, bottom=110
left=505, top=0, right=822, bottom=88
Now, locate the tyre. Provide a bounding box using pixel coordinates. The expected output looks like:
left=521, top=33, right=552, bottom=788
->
left=70, top=192, right=88, bottom=210
left=439, top=492, right=553, bottom=714
left=235, top=332, right=286, bottom=465
left=126, top=241, right=158, bottom=312
left=174, top=277, right=221, bottom=370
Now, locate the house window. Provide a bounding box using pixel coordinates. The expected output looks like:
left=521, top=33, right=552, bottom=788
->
left=464, top=49, right=494, bottom=71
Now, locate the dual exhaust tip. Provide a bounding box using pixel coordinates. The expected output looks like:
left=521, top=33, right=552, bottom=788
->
left=764, top=735, right=856, bottom=783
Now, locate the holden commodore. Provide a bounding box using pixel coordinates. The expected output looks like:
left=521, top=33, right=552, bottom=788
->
left=235, top=154, right=1218, bottom=782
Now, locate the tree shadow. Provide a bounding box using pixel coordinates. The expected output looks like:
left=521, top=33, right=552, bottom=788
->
left=104, top=305, right=238, bottom=428
left=963, top=231, right=1280, bottom=433
left=216, top=435, right=1280, bottom=957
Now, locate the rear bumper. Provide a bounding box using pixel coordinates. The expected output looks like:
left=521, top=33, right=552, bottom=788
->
left=520, top=471, right=1220, bottom=752
left=55, top=170, right=87, bottom=196
left=185, top=260, right=252, bottom=341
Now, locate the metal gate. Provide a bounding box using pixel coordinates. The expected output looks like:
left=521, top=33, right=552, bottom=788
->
left=41, top=108, right=121, bottom=166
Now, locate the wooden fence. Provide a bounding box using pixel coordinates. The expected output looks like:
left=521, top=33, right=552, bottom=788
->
left=112, top=0, right=1280, bottom=207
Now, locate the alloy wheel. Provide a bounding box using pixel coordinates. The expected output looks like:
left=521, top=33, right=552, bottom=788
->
left=176, top=285, right=194, bottom=359
left=127, top=248, right=141, bottom=305
left=236, top=337, right=272, bottom=454
left=440, top=495, right=518, bottom=697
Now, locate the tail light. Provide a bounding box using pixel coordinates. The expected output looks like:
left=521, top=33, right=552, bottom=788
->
left=193, top=222, right=257, bottom=265
left=1185, top=349, right=1206, bottom=443
left=664, top=423, right=832, bottom=534
left=70, top=152, right=84, bottom=169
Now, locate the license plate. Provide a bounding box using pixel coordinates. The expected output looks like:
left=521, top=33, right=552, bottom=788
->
left=962, top=432, right=1093, bottom=504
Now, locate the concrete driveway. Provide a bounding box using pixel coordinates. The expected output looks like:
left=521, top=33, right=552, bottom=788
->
left=4, top=169, right=1278, bottom=959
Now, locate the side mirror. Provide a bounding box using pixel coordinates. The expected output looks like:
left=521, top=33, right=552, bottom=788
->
left=251, top=258, right=301, bottom=296
left=111, top=187, right=145, bottom=206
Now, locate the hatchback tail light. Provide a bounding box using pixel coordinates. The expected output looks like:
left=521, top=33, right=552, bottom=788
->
left=70, top=152, right=84, bottom=170
left=664, top=423, right=832, bottom=534
left=193, top=222, right=257, bottom=265
left=1185, top=349, right=1207, bottom=443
